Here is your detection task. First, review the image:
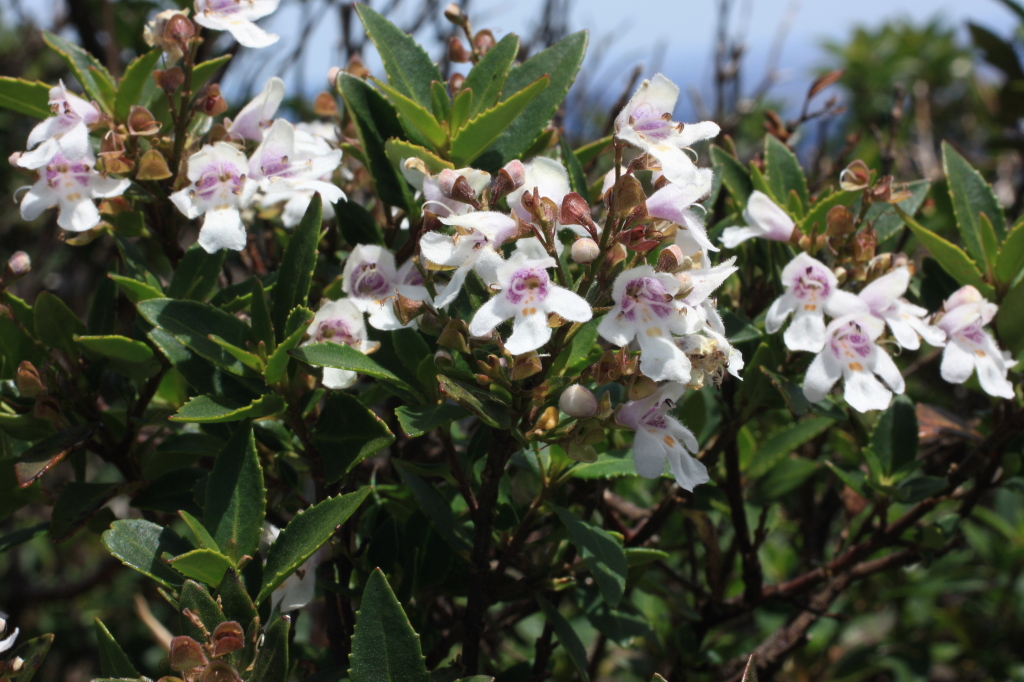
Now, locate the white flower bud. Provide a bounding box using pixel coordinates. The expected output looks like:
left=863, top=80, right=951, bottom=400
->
left=571, top=238, right=600, bottom=264
left=327, top=66, right=343, bottom=87
left=559, top=384, right=597, bottom=418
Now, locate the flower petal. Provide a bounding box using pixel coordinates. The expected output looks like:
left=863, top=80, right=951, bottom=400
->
left=505, top=311, right=552, bottom=355
left=843, top=370, right=892, bottom=413
left=198, top=207, right=247, bottom=252
left=803, top=351, right=841, bottom=404
left=543, top=286, right=592, bottom=323
left=631, top=429, right=668, bottom=479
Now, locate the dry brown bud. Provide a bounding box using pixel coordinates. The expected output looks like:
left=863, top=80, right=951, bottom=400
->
left=195, top=84, right=228, bottom=117
left=528, top=406, right=560, bottom=437
left=16, top=361, right=45, bottom=398
left=473, top=30, right=496, bottom=56
left=439, top=169, right=481, bottom=208
left=449, top=72, right=465, bottom=97
left=154, top=67, right=185, bottom=93
left=346, top=54, right=369, bottom=80
left=211, top=622, right=244, bottom=657
left=825, top=205, right=855, bottom=236
left=136, top=149, right=173, bottom=181
left=169, top=636, right=208, bottom=671
left=198, top=660, right=243, bottom=682
left=655, top=245, right=685, bottom=273
left=852, top=228, right=876, bottom=262
left=313, top=91, right=338, bottom=117
left=448, top=35, right=470, bottom=63
left=559, top=192, right=598, bottom=238
left=571, top=238, right=600, bottom=264
left=629, top=375, right=658, bottom=401
left=605, top=242, right=627, bottom=268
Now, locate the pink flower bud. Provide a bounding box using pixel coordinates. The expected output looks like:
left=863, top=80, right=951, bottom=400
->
left=571, top=238, right=600, bottom=264
left=559, top=385, right=597, bottom=418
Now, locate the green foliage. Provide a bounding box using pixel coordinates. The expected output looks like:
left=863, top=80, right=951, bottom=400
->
left=349, top=569, right=429, bottom=682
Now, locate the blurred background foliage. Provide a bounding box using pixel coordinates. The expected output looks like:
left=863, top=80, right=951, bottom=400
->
left=1, top=1, right=1023, bottom=681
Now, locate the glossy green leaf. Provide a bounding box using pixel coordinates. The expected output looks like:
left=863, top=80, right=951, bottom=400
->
left=51, top=481, right=122, bottom=543
left=42, top=30, right=115, bottom=111
left=291, top=342, right=409, bottom=388
left=258, top=487, right=371, bottom=603
left=147, top=328, right=263, bottom=406
left=899, top=207, right=994, bottom=298
left=203, top=421, right=266, bottom=564
left=711, top=146, right=753, bottom=209
left=765, top=135, right=809, bottom=210
left=179, top=510, right=220, bottom=551
left=355, top=5, right=442, bottom=108
left=349, top=568, right=429, bottom=682
left=191, top=54, right=232, bottom=92
left=745, top=417, right=834, bottom=479
left=436, top=376, right=511, bottom=429
left=250, top=615, right=291, bottom=682
left=394, top=462, right=472, bottom=553
left=395, top=403, right=470, bottom=438
left=461, top=32, right=519, bottom=117
left=264, top=308, right=314, bottom=385
left=943, top=142, right=1006, bottom=265
left=384, top=139, right=454, bottom=176
left=248, top=278, right=274, bottom=353
left=996, top=215, right=1024, bottom=286
left=335, top=197, right=386, bottom=248
left=272, top=193, right=322, bottom=341
left=536, top=596, right=590, bottom=682
left=138, top=298, right=256, bottom=375
left=170, top=393, right=284, bottom=423
left=552, top=505, right=628, bottom=607
left=94, top=618, right=139, bottom=679
left=312, top=392, right=395, bottom=484
left=375, top=78, right=447, bottom=151
left=475, top=31, right=587, bottom=171
left=450, top=87, right=474, bottom=135
left=575, top=135, right=613, bottom=166
left=102, top=519, right=192, bottom=588
left=0, top=76, right=52, bottom=118
left=872, top=395, right=918, bottom=476
left=208, top=334, right=264, bottom=372
left=450, top=75, right=549, bottom=167
left=430, top=79, right=451, bottom=122
left=114, top=48, right=161, bottom=120
left=169, top=548, right=235, bottom=587
left=570, top=452, right=643, bottom=480
left=168, top=245, right=226, bottom=302
left=552, top=318, right=601, bottom=375
left=109, top=274, right=163, bottom=304
left=561, top=135, right=588, bottom=196
left=34, top=291, right=86, bottom=361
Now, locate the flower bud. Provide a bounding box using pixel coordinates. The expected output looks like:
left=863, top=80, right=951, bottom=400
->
left=33, top=396, right=62, bottom=421
left=169, top=636, right=208, bottom=671
left=448, top=36, right=470, bottom=63
left=527, top=406, right=559, bottom=438
left=444, top=3, right=466, bottom=26
left=825, top=205, right=854, bottom=236
left=144, top=9, right=192, bottom=62
left=16, top=361, right=45, bottom=398
left=559, top=385, right=597, bottom=418
left=195, top=84, right=227, bottom=117
left=655, top=245, right=685, bottom=273
left=839, top=159, right=870, bottom=191
left=559, top=192, right=598, bottom=238
left=571, top=238, right=599, bottom=264
left=6, top=251, right=31, bottom=279
left=313, top=91, right=338, bottom=117
left=433, top=349, right=453, bottom=367
left=136, top=149, right=173, bottom=180
left=449, top=72, right=465, bottom=97
left=852, top=228, right=876, bottom=262
left=327, top=66, right=343, bottom=88
left=438, top=319, right=471, bottom=354
left=629, top=375, right=658, bottom=401
left=346, top=53, right=370, bottom=79
left=474, top=30, right=496, bottom=56
left=154, top=67, right=185, bottom=93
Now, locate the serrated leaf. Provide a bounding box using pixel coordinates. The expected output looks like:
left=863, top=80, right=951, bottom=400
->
left=436, top=375, right=511, bottom=429
left=258, top=487, right=371, bottom=604
left=355, top=5, right=442, bottom=108
left=312, top=392, right=396, bottom=483
left=138, top=298, right=257, bottom=375
left=395, top=403, right=470, bottom=438
left=711, top=146, right=753, bottom=209
left=102, top=519, right=192, bottom=588
left=765, top=135, right=809, bottom=210
left=450, top=75, right=550, bottom=167
left=250, top=616, right=291, bottom=682
left=169, top=548, right=235, bottom=587
left=375, top=78, right=448, bottom=151
left=179, top=509, right=220, bottom=551
left=349, top=569, right=429, bottom=682
left=146, top=328, right=263, bottom=406
left=115, top=48, right=161, bottom=120
left=203, top=421, right=266, bottom=564
left=536, top=596, right=590, bottom=682
left=450, top=87, right=474, bottom=135
left=272, top=193, right=322, bottom=341
left=461, top=33, right=519, bottom=117
left=899, top=206, right=994, bottom=298
left=208, top=334, right=264, bottom=372
left=168, top=245, right=226, bottom=302
left=215, top=568, right=258, bottom=628
left=94, top=618, right=140, bottom=679
left=264, top=308, right=314, bottom=385
left=745, top=417, right=834, bottom=479
left=291, top=342, right=411, bottom=388
left=943, top=141, right=1006, bottom=265
left=996, top=215, right=1024, bottom=286
left=42, top=30, right=115, bottom=111
left=871, top=395, right=918, bottom=476
left=552, top=505, right=628, bottom=607
left=569, top=452, right=642, bottom=480
left=0, top=76, right=52, bottom=118
left=384, top=138, right=454, bottom=176
left=430, top=80, right=451, bottom=122
left=170, top=393, right=285, bottom=423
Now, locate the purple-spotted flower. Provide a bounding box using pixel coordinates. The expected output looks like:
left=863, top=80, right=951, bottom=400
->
left=647, top=175, right=718, bottom=256
left=506, top=157, right=570, bottom=226
left=18, top=81, right=102, bottom=169
left=194, top=0, right=280, bottom=48
left=598, top=266, right=702, bottom=383
left=342, top=245, right=429, bottom=330
left=853, top=267, right=945, bottom=350
left=614, top=74, right=720, bottom=187
left=259, top=122, right=343, bottom=227
left=766, top=253, right=842, bottom=352
left=420, top=211, right=519, bottom=308
left=226, top=77, right=285, bottom=141
left=18, top=149, right=130, bottom=233
left=170, top=142, right=255, bottom=253
left=935, top=286, right=1016, bottom=399
left=247, top=118, right=344, bottom=204
left=615, top=382, right=707, bottom=491
left=403, top=162, right=490, bottom=218
left=303, top=298, right=378, bottom=389
left=803, top=313, right=905, bottom=413
left=720, top=191, right=797, bottom=248
left=468, top=252, right=591, bottom=354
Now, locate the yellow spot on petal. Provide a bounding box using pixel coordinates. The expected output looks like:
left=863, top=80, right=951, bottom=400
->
left=663, top=436, right=675, bottom=447
left=975, top=350, right=986, bottom=357
left=66, top=193, right=82, bottom=201
left=848, top=362, right=863, bottom=371
left=523, top=307, right=536, bottom=316
left=646, top=327, right=662, bottom=337
left=804, top=304, right=817, bottom=311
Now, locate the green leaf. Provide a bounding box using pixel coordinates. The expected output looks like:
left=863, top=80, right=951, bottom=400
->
left=899, top=207, right=994, bottom=298
left=169, top=548, right=235, bottom=587
left=203, top=421, right=266, bottom=564
left=968, top=22, right=1024, bottom=79
left=394, top=462, right=472, bottom=553
left=312, top=392, right=396, bottom=484
left=395, top=403, right=470, bottom=438
left=102, top=519, right=192, bottom=588
left=4, top=634, right=54, bottom=682
left=168, top=245, right=226, bottom=302
left=997, top=279, right=1024, bottom=354
left=430, top=80, right=451, bottom=122
left=895, top=475, right=948, bottom=503
left=868, top=179, right=931, bottom=243
left=75, top=335, right=160, bottom=380
left=536, top=596, right=590, bottom=682
left=450, top=75, right=550, bottom=167
left=336, top=73, right=414, bottom=211
left=51, top=481, right=123, bottom=543
left=258, top=487, right=371, bottom=604
left=561, top=135, right=588, bottom=195
left=208, top=334, right=264, bottom=372
left=355, top=5, right=442, bottom=108
left=798, top=190, right=858, bottom=236
left=765, top=135, right=809, bottom=210
left=264, top=308, right=314, bottom=385
left=147, top=328, right=262, bottom=406
left=745, top=417, right=834, bottom=479
left=94, top=618, right=140, bottom=679
left=450, top=87, right=474, bottom=135
left=335, top=197, right=386, bottom=247
left=943, top=141, right=1006, bottom=266
left=291, top=342, right=411, bottom=389
left=375, top=79, right=448, bottom=151
left=0, top=522, right=49, bottom=553
left=754, top=458, right=819, bottom=502
left=0, top=77, right=52, bottom=118
left=191, top=54, right=232, bottom=92
left=113, top=234, right=162, bottom=289
left=215, top=568, right=258, bottom=628
left=170, top=393, right=284, bottom=423
left=88, top=276, right=117, bottom=335
left=384, top=139, right=454, bottom=175
left=624, top=547, right=670, bottom=567
left=42, top=31, right=115, bottom=111
left=436, top=375, right=511, bottom=429
left=179, top=579, right=226, bottom=641
left=474, top=31, right=587, bottom=171
left=552, top=318, right=601, bottom=375
left=552, top=505, right=628, bottom=607
left=871, top=395, right=918, bottom=477
left=570, top=452, right=641, bottom=480
left=824, top=461, right=866, bottom=496
left=14, top=424, right=96, bottom=488
left=575, top=135, right=613, bottom=166
left=34, top=291, right=86, bottom=361
left=114, top=48, right=161, bottom=120
left=250, top=616, right=291, bottom=682
left=996, top=215, right=1024, bottom=287
left=109, top=274, right=163, bottom=304
left=711, top=146, right=753, bottom=209
left=138, top=298, right=256, bottom=375
left=461, top=32, right=519, bottom=117
left=249, top=277, right=274, bottom=351
left=179, top=510, right=220, bottom=551
left=348, top=568, right=429, bottom=682
left=272, top=193, right=322, bottom=341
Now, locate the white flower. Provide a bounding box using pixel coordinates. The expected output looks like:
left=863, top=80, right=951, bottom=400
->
left=615, top=382, right=707, bottom=491
left=226, top=76, right=285, bottom=141
left=598, top=266, right=702, bottom=383
left=194, top=0, right=280, bottom=48
left=303, top=298, right=377, bottom=389
left=468, top=251, right=591, bottom=354
left=143, top=9, right=191, bottom=62
left=420, top=211, right=518, bottom=308
left=506, top=157, right=570, bottom=225
left=614, top=74, right=720, bottom=187
left=935, top=286, right=1017, bottom=399
left=18, top=149, right=130, bottom=232
left=0, top=612, right=18, bottom=655
left=258, top=123, right=342, bottom=227
left=646, top=174, right=718, bottom=256
left=18, top=81, right=102, bottom=169
left=720, top=191, right=797, bottom=248
left=855, top=267, right=945, bottom=350
left=766, top=253, right=843, bottom=353
left=803, top=313, right=905, bottom=413
left=403, top=162, right=490, bottom=218
left=342, top=245, right=429, bottom=330
left=248, top=118, right=344, bottom=202
left=675, top=328, right=743, bottom=389
left=170, top=142, right=255, bottom=253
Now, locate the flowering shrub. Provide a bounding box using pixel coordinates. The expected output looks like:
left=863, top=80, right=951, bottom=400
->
left=0, top=3, right=1021, bottom=682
